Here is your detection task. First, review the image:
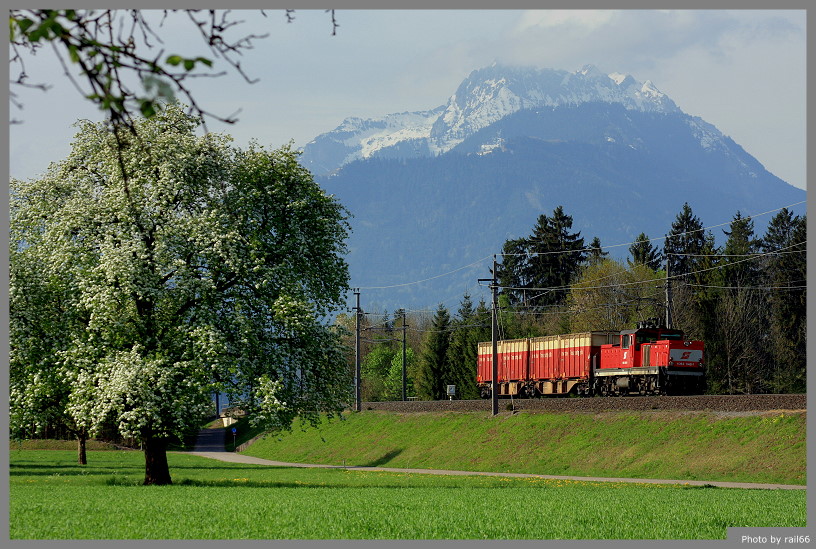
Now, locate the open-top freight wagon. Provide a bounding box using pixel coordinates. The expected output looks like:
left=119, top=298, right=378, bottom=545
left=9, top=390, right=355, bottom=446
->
left=476, top=323, right=705, bottom=397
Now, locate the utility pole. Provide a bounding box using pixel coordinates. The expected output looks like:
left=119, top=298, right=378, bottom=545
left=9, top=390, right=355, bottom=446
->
left=479, top=257, right=500, bottom=416
left=491, top=255, right=499, bottom=416
left=402, top=309, right=408, bottom=402
left=353, top=289, right=361, bottom=412
left=665, top=259, right=672, bottom=329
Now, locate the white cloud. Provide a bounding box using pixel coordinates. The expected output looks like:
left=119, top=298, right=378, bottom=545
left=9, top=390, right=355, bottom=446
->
left=514, top=9, right=616, bottom=32
left=8, top=9, right=806, bottom=190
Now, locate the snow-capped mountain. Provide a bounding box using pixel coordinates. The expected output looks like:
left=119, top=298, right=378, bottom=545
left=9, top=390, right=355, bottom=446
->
left=301, top=64, right=684, bottom=175
left=302, top=107, right=443, bottom=176
left=427, top=64, right=679, bottom=154
left=299, top=64, right=804, bottom=311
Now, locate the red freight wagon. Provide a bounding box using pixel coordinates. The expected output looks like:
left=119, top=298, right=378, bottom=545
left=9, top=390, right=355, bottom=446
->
left=476, top=338, right=529, bottom=397
left=476, top=321, right=705, bottom=398
left=529, top=332, right=616, bottom=396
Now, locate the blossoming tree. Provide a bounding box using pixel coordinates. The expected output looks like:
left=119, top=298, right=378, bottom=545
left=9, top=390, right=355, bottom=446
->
left=9, top=105, right=352, bottom=484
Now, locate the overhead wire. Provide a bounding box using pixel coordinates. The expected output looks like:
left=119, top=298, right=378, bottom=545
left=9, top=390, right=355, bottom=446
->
left=484, top=241, right=806, bottom=295
left=355, top=254, right=493, bottom=290
left=349, top=200, right=805, bottom=316
left=352, top=200, right=804, bottom=292
left=497, top=200, right=805, bottom=257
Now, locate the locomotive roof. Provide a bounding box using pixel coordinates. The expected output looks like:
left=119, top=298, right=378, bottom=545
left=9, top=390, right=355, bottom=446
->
left=620, top=327, right=684, bottom=336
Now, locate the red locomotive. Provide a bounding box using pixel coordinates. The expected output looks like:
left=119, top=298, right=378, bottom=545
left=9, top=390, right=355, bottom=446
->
left=477, top=320, right=705, bottom=397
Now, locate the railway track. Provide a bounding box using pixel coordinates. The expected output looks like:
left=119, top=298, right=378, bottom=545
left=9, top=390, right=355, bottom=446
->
left=360, top=393, right=806, bottom=414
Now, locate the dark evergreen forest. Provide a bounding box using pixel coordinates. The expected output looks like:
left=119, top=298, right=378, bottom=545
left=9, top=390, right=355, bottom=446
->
left=343, top=204, right=805, bottom=400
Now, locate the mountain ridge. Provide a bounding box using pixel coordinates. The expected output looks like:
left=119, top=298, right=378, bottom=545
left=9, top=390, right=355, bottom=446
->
left=301, top=64, right=685, bottom=175
left=300, top=65, right=805, bottom=310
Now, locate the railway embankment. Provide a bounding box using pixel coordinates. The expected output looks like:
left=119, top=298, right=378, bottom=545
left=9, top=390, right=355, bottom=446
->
left=357, top=393, right=806, bottom=414
left=238, top=396, right=806, bottom=486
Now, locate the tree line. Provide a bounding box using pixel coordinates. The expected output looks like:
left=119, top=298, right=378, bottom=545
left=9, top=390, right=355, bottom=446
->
left=348, top=203, right=805, bottom=400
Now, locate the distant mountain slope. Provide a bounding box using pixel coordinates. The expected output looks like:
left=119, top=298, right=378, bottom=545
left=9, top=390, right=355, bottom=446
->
left=305, top=66, right=805, bottom=310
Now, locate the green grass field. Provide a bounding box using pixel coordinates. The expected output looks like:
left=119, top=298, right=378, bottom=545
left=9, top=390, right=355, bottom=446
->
left=9, top=449, right=806, bottom=539
left=240, top=410, right=806, bottom=485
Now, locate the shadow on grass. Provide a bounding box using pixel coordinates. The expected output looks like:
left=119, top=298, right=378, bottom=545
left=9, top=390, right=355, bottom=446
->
left=361, top=449, right=404, bottom=467
left=105, top=477, right=504, bottom=489
left=10, top=463, right=144, bottom=476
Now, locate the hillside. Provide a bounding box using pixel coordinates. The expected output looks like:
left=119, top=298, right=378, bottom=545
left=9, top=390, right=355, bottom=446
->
left=239, top=409, right=806, bottom=486
left=321, top=104, right=804, bottom=308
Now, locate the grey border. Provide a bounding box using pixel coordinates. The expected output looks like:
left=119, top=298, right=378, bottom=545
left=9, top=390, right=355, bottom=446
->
left=4, top=1, right=812, bottom=549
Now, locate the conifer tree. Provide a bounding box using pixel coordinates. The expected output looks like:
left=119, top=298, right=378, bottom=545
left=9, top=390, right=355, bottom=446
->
left=664, top=203, right=706, bottom=280
left=495, top=237, right=530, bottom=306
left=444, top=293, right=484, bottom=400
left=416, top=304, right=451, bottom=400
left=628, top=232, right=663, bottom=272
left=586, top=236, right=608, bottom=266
left=496, top=206, right=586, bottom=309
left=719, top=212, right=761, bottom=288
left=761, top=209, right=807, bottom=392
left=713, top=212, right=763, bottom=393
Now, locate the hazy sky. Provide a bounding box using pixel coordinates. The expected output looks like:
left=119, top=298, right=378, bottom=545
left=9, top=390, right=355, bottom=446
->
left=9, top=9, right=807, bottom=191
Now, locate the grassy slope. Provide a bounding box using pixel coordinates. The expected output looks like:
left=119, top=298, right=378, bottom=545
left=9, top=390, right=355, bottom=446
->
left=241, top=410, right=806, bottom=485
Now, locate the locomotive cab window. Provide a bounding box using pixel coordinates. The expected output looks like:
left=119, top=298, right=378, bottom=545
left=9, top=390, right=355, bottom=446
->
left=622, top=335, right=631, bottom=349
left=656, top=330, right=683, bottom=340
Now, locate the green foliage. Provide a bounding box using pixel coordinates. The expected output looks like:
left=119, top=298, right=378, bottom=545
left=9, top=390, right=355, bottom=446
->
left=362, top=344, right=397, bottom=380
left=664, top=202, right=707, bottom=279
left=360, top=344, right=398, bottom=401
left=496, top=205, right=587, bottom=308
left=760, top=209, right=806, bottom=393
left=9, top=106, right=351, bottom=482
left=628, top=232, right=662, bottom=271
left=719, top=211, right=762, bottom=287
left=415, top=304, right=452, bottom=400
left=382, top=347, right=417, bottom=401
left=586, top=236, right=608, bottom=266
left=444, top=293, right=487, bottom=400
left=567, top=259, right=663, bottom=332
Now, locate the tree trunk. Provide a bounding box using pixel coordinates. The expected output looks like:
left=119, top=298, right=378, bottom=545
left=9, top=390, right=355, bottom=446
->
left=77, top=430, right=87, bottom=465
left=143, top=436, right=172, bottom=485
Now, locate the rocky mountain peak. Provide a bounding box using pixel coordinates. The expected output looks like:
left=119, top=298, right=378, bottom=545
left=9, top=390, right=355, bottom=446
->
left=301, top=64, right=683, bottom=175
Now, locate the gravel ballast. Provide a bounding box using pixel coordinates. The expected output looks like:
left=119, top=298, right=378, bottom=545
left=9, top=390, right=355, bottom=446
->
left=358, top=394, right=806, bottom=414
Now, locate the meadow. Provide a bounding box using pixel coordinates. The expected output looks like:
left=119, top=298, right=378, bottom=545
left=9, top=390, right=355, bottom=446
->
left=9, top=449, right=806, bottom=539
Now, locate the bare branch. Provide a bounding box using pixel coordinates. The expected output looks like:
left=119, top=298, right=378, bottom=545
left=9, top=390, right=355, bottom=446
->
left=9, top=9, right=338, bottom=129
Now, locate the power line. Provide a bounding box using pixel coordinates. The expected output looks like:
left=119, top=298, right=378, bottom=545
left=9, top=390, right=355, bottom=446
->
left=683, top=283, right=807, bottom=291
left=666, top=241, right=806, bottom=258
left=349, top=200, right=804, bottom=298
left=499, top=201, right=805, bottom=257
left=482, top=241, right=806, bottom=294
left=356, top=255, right=492, bottom=290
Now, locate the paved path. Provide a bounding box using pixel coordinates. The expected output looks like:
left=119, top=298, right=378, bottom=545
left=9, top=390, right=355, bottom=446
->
left=192, top=428, right=229, bottom=452
left=185, top=428, right=805, bottom=491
